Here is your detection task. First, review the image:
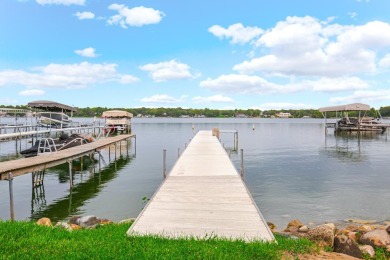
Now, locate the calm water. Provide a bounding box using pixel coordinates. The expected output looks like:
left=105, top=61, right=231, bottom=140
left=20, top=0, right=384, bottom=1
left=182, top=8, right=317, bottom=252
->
left=1, top=117, right=389, bottom=229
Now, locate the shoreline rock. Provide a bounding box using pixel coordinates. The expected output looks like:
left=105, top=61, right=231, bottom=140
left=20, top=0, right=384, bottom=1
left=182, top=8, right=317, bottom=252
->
left=276, top=218, right=390, bottom=259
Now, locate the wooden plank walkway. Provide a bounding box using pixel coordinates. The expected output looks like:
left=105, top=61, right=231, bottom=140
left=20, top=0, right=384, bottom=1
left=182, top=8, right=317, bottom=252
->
left=0, top=134, right=134, bottom=180
left=127, top=130, right=274, bottom=241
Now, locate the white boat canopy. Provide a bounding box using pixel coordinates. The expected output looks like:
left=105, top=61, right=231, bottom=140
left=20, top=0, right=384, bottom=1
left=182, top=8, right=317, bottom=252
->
left=28, top=100, right=78, bottom=112
left=102, top=110, right=133, bottom=118
left=318, top=103, right=370, bottom=113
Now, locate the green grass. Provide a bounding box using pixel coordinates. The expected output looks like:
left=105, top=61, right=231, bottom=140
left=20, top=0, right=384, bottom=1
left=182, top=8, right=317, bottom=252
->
left=0, top=221, right=316, bottom=259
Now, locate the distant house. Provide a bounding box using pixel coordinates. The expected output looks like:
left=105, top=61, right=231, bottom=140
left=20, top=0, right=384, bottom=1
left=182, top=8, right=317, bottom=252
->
left=235, top=113, right=247, bottom=118
left=276, top=112, right=291, bottom=118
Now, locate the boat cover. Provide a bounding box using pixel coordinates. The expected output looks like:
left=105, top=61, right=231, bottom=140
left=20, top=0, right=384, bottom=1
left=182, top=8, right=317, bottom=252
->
left=319, top=103, right=370, bottom=112
left=102, top=110, right=133, bottom=118
left=28, top=100, right=77, bottom=112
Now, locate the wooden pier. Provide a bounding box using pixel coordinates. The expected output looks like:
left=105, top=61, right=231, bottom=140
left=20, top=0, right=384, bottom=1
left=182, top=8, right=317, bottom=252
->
left=127, top=130, right=274, bottom=242
left=0, top=134, right=134, bottom=180
left=0, top=125, right=102, bottom=141
left=1, top=134, right=135, bottom=220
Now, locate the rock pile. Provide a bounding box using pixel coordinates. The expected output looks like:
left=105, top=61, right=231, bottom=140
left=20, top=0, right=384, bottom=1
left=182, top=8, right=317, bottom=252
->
left=268, top=219, right=390, bottom=259
left=36, top=215, right=115, bottom=231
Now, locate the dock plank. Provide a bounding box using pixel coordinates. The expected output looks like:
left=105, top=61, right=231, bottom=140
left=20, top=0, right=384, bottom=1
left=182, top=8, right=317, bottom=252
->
left=127, top=130, right=274, bottom=241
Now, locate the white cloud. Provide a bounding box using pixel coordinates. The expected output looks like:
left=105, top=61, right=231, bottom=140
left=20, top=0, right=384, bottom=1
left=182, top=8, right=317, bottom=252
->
left=330, top=89, right=390, bottom=104
left=75, top=11, right=95, bottom=20
left=208, top=23, right=263, bottom=44
left=19, top=89, right=45, bottom=96
left=120, top=75, right=139, bottom=84
left=0, top=62, right=139, bottom=89
left=0, top=98, right=17, bottom=105
left=200, top=74, right=369, bottom=94
left=140, top=60, right=198, bottom=82
left=192, top=95, right=234, bottom=103
left=107, top=4, right=164, bottom=28
left=36, top=0, right=85, bottom=6
left=200, top=74, right=284, bottom=94
left=140, top=94, right=185, bottom=104
left=74, top=47, right=98, bottom=58
left=234, top=17, right=390, bottom=77
left=379, top=53, right=390, bottom=68
left=302, top=77, right=369, bottom=92
left=347, top=12, right=358, bottom=19
left=255, top=102, right=315, bottom=110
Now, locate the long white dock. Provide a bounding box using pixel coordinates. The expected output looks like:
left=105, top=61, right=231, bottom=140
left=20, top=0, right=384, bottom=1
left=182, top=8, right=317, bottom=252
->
left=127, top=130, right=274, bottom=241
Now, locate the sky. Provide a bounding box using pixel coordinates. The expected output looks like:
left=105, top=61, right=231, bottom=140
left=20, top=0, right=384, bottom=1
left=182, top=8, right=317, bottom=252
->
left=1, top=0, right=390, bottom=110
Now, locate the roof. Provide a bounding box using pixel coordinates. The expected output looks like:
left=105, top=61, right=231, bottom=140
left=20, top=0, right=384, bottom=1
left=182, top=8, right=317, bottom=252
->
left=27, top=100, right=77, bottom=112
left=318, top=103, right=371, bottom=113
left=102, top=110, right=133, bottom=118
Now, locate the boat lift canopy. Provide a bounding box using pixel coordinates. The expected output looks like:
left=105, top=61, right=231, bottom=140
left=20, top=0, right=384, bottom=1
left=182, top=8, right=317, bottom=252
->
left=102, top=110, right=133, bottom=118
left=28, top=100, right=78, bottom=113
left=318, top=103, right=370, bottom=113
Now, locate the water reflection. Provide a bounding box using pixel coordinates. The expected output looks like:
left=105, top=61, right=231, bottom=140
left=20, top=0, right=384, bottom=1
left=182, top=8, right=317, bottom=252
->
left=322, top=131, right=389, bottom=162
left=30, top=155, right=133, bottom=222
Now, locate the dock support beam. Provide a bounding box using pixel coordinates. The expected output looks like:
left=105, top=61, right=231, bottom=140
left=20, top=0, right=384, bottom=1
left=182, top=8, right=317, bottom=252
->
left=234, top=131, right=239, bottom=151
left=240, top=149, right=244, bottom=178
left=163, top=149, right=167, bottom=179
left=8, top=172, right=15, bottom=221
left=68, top=160, right=73, bottom=189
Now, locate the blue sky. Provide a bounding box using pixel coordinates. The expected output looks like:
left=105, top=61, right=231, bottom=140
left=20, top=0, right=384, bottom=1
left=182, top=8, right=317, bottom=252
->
left=1, top=0, right=390, bottom=110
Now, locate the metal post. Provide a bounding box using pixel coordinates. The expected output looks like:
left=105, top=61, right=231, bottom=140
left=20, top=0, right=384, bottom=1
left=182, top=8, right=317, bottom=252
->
left=163, top=149, right=167, bottom=179
left=134, top=136, right=137, bottom=156
left=68, top=160, right=73, bottom=189
left=81, top=156, right=84, bottom=172
left=98, top=152, right=101, bottom=172
left=8, top=172, right=15, bottom=221
left=120, top=140, right=122, bottom=156
left=115, top=143, right=117, bottom=160
left=240, top=149, right=244, bottom=178
left=235, top=131, right=239, bottom=151
left=108, top=145, right=111, bottom=162
left=178, top=148, right=180, bottom=158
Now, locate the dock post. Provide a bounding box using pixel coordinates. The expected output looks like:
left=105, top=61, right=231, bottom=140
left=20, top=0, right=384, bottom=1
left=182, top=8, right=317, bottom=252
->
left=109, top=145, right=111, bottom=162
left=81, top=156, right=84, bottom=172
left=235, top=131, right=239, bottom=151
left=98, top=152, right=101, bottom=172
left=8, top=172, right=15, bottom=221
left=163, top=149, right=167, bottom=179
left=68, top=160, right=73, bottom=189
left=115, top=143, right=117, bottom=160
left=240, top=149, right=244, bottom=178
left=134, top=135, right=137, bottom=156
left=178, top=148, right=180, bottom=158
left=120, top=140, right=122, bottom=156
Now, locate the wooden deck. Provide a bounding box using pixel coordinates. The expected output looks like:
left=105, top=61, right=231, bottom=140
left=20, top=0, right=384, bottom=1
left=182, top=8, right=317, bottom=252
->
left=127, top=130, right=274, bottom=241
left=0, top=134, right=134, bottom=180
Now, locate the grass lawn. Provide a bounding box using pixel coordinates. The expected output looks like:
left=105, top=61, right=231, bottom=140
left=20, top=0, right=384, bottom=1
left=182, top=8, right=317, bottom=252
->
left=0, top=221, right=316, bottom=259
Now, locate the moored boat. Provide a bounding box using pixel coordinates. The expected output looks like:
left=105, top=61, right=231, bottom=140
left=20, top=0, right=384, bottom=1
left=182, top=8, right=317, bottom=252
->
left=28, top=100, right=77, bottom=128
left=102, top=110, right=132, bottom=135
left=319, top=103, right=389, bottom=133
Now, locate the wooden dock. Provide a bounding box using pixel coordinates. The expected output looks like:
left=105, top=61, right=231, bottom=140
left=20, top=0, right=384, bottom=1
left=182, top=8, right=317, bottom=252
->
left=0, top=134, right=134, bottom=180
left=127, top=130, right=274, bottom=242
left=0, top=125, right=102, bottom=141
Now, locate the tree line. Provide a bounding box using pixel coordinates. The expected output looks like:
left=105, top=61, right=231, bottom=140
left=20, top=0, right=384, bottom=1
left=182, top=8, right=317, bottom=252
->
left=2, top=104, right=390, bottom=118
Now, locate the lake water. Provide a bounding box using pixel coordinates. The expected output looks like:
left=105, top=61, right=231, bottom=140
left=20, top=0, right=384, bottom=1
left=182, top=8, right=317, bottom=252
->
left=1, top=117, right=389, bottom=229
